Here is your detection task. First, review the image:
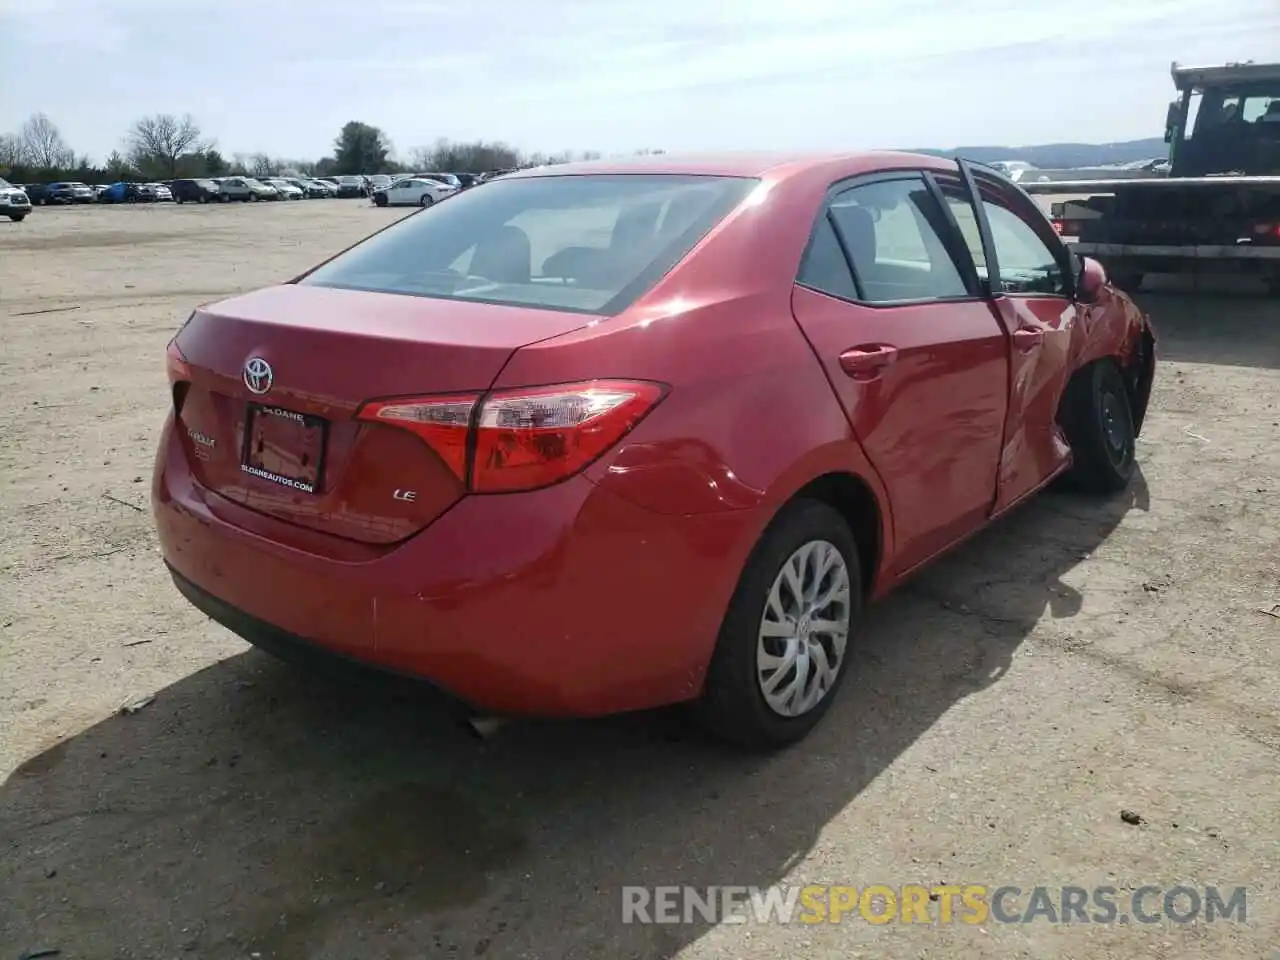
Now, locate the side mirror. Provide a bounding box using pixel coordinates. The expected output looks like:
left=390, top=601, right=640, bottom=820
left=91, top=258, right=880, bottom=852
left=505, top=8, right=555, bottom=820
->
left=1077, top=256, right=1107, bottom=302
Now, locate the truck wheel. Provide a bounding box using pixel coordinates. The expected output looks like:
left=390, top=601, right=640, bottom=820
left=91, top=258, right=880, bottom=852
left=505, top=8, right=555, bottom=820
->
left=697, top=499, right=860, bottom=749
left=1059, top=359, right=1135, bottom=495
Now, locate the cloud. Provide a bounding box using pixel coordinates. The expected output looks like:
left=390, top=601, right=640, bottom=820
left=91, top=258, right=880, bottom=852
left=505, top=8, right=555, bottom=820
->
left=2, top=0, right=1279, bottom=158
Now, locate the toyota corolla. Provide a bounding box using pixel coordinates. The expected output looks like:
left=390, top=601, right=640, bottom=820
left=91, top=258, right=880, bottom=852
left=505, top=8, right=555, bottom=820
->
left=153, top=153, right=1156, bottom=748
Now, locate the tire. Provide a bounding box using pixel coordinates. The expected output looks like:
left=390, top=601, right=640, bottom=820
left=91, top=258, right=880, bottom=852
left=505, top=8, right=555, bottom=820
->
left=419, top=193, right=434, bottom=207
left=9, top=213, right=26, bottom=222
left=697, top=499, right=861, bottom=749
left=373, top=194, right=387, bottom=207
left=1059, top=358, right=1136, bottom=495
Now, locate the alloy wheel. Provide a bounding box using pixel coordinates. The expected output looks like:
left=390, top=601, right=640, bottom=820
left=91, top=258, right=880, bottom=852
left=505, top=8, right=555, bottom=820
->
left=755, top=540, right=851, bottom=717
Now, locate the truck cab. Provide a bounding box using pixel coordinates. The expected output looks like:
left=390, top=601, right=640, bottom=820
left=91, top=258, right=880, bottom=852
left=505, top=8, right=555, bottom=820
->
left=1165, top=60, right=1280, bottom=177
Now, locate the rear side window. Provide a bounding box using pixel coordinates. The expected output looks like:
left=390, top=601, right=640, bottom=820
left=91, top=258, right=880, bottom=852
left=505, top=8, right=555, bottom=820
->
left=301, top=174, right=757, bottom=314
left=818, top=177, right=970, bottom=304
left=797, top=216, right=859, bottom=300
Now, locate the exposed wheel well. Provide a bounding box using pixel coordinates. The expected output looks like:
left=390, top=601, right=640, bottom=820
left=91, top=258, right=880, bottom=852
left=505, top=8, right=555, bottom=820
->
left=1059, top=329, right=1156, bottom=440
left=790, top=472, right=881, bottom=595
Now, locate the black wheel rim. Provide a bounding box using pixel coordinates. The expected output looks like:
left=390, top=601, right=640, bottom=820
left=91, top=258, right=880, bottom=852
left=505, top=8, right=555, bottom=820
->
left=1099, top=388, right=1133, bottom=468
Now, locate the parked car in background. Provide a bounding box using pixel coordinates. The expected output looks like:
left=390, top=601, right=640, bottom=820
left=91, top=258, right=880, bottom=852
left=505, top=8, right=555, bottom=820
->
left=0, top=177, right=31, bottom=220
left=366, top=174, right=394, bottom=193
left=308, top=179, right=338, bottom=197
left=151, top=182, right=174, bottom=201
left=372, top=177, right=457, bottom=207
left=18, top=183, right=49, bottom=204
left=418, top=172, right=462, bottom=190
left=263, top=178, right=304, bottom=200
left=218, top=177, right=277, bottom=201
left=47, top=182, right=95, bottom=204
left=172, top=178, right=222, bottom=203
left=333, top=175, right=368, bottom=198
left=285, top=177, right=328, bottom=198
left=98, top=182, right=132, bottom=203
left=453, top=172, right=483, bottom=189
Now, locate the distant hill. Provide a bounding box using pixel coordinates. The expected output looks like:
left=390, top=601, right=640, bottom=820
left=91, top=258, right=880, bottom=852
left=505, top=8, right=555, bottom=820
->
left=908, top=137, right=1168, bottom=169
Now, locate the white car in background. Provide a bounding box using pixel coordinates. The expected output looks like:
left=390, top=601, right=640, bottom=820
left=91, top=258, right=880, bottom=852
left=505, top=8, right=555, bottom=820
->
left=417, top=171, right=462, bottom=189
left=264, top=178, right=304, bottom=200
left=371, top=176, right=457, bottom=207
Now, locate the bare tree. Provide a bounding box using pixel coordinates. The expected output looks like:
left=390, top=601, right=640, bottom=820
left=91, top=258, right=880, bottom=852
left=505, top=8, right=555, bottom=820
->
left=0, top=133, right=27, bottom=170
left=410, top=138, right=522, bottom=173
left=21, top=113, right=74, bottom=170
left=127, top=113, right=203, bottom=179
left=247, top=153, right=275, bottom=178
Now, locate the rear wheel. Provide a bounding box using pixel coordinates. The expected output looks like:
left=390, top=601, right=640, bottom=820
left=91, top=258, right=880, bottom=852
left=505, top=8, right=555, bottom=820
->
left=697, top=499, right=860, bottom=749
left=419, top=193, right=434, bottom=207
left=1059, top=359, right=1136, bottom=495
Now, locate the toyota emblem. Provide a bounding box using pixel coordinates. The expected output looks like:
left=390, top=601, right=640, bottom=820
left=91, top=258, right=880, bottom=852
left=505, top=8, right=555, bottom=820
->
left=243, top=357, right=273, bottom=395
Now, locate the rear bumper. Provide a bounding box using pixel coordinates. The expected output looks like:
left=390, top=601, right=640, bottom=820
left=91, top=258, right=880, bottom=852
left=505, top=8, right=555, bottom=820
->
left=152, top=414, right=754, bottom=717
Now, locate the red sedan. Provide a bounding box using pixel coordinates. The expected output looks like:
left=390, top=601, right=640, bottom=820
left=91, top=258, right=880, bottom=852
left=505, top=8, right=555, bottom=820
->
left=154, top=153, right=1156, bottom=748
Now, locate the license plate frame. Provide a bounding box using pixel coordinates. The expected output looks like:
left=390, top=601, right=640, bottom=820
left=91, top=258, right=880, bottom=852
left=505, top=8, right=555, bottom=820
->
left=240, top=403, right=328, bottom=494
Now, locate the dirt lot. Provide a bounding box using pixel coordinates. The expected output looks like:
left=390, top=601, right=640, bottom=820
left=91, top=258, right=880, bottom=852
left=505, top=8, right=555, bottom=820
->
left=1, top=201, right=1278, bottom=959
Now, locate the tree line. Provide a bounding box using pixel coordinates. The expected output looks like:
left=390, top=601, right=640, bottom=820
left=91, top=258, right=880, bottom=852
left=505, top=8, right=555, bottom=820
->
left=0, top=113, right=663, bottom=184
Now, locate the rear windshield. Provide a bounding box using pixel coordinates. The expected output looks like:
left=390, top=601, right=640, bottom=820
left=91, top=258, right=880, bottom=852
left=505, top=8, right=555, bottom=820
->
left=299, top=174, right=756, bottom=314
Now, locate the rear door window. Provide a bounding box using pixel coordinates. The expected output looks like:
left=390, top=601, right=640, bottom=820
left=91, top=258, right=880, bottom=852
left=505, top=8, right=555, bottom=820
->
left=301, top=174, right=757, bottom=314
left=823, top=176, right=970, bottom=304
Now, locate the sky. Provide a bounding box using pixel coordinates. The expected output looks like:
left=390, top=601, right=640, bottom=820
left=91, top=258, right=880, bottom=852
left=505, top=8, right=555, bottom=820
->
left=2, top=0, right=1279, bottom=163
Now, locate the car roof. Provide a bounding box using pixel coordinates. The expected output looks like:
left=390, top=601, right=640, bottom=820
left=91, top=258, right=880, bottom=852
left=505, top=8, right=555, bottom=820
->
left=501, top=151, right=959, bottom=181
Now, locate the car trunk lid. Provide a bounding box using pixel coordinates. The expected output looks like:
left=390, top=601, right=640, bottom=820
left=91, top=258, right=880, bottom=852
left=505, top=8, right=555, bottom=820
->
left=171, top=283, right=597, bottom=544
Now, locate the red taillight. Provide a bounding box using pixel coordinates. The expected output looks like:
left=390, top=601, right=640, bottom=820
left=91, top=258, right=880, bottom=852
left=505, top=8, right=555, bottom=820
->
left=356, top=380, right=666, bottom=493
left=1051, top=219, right=1064, bottom=235
left=356, top=393, right=477, bottom=482
left=166, top=340, right=192, bottom=415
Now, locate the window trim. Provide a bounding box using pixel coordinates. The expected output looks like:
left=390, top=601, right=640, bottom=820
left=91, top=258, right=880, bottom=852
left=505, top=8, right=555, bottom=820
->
left=795, top=169, right=987, bottom=310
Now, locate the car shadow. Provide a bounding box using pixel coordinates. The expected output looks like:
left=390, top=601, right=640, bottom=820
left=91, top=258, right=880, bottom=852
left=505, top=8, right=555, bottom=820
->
left=1133, top=274, right=1280, bottom=369
left=1, top=471, right=1149, bottom=959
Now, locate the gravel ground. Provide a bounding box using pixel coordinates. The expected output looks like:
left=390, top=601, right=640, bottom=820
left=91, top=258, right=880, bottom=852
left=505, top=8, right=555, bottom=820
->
left=1, top=201, right=1277, bottom=960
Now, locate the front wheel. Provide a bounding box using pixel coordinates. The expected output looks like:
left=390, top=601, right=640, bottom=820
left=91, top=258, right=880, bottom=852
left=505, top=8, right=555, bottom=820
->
left=419, top=193, right=434, bottom=207
left=9, top=213, right=26, bottom=222
left=1059, top=359, right=1136, bottom=495
left=697, top=499, right=860, bottom=749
